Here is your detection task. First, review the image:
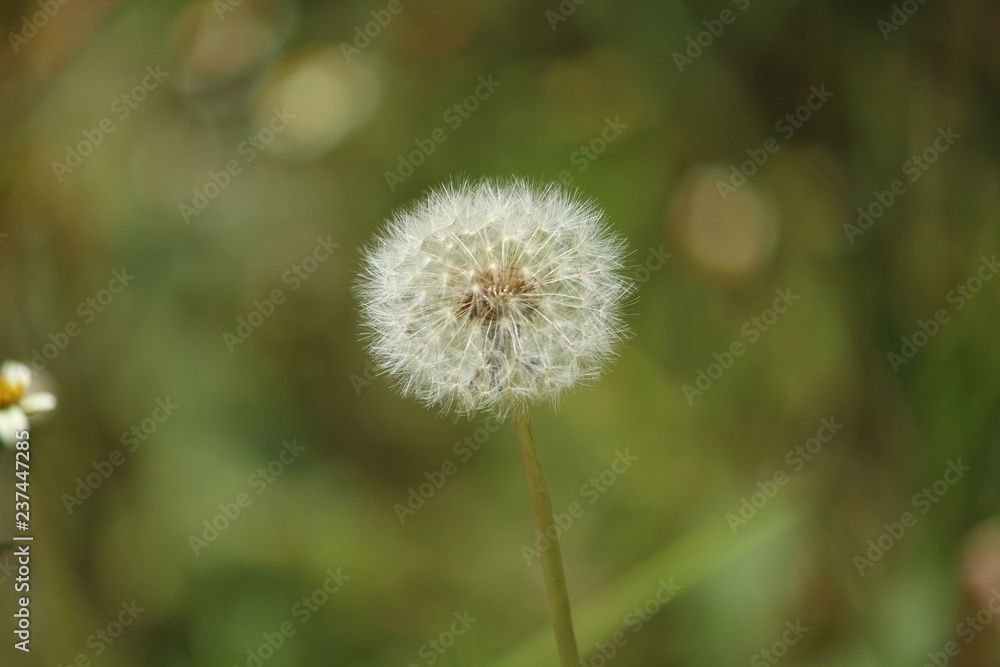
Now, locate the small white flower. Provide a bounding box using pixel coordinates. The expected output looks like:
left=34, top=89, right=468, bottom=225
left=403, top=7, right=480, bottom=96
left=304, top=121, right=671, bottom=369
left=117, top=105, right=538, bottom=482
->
left=0, top=361, right=57, bottom=447
left=357, top=179, right=632, bottom=418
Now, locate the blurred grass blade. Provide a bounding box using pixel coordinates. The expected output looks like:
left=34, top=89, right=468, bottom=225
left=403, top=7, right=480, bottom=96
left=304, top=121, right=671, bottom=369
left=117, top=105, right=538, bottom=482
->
left=493, top=507, right=802, bottom=667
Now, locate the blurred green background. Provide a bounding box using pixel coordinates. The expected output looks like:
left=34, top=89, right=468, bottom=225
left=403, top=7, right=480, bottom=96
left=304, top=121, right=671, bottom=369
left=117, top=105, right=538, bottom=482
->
left=2, top=0, right=1000, bottom=665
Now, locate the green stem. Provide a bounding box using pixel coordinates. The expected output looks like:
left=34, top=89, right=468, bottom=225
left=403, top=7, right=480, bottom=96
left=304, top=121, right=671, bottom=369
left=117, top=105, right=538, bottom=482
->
left=513, top=405, right=580, bottom=667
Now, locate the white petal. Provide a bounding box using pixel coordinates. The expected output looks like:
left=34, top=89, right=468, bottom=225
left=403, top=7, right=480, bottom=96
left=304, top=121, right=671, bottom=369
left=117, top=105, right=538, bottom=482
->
left=21, top=392, right=56, bottom=414
left=1, top=361, right=31, bottom=390
left=0, top=361, right=17, bottom=383
left=0, top=408, right=28, bottom=446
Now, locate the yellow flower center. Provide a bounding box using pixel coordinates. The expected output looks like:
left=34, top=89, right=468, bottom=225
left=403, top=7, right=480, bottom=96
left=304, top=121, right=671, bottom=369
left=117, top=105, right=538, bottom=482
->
left=0, top=379, right=25, bottom=409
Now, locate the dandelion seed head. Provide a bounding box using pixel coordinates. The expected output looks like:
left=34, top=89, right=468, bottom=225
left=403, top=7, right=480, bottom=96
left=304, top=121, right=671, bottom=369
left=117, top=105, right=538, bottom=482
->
left=356, top=179, right=631, bottom=418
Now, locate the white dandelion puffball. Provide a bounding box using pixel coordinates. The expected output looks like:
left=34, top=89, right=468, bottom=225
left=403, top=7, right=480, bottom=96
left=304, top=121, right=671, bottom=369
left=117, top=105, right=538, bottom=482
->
left=357, top=179, right=632, bottom=418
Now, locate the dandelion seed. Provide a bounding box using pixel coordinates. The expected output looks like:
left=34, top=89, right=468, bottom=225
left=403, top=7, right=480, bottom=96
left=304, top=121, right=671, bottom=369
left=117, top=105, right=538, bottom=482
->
left=356, top=178, right=631, bottom=418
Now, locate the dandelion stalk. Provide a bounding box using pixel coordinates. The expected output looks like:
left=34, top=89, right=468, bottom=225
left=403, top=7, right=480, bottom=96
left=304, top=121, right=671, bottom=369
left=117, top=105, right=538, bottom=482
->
left=513, top=405, right=580, bottom=667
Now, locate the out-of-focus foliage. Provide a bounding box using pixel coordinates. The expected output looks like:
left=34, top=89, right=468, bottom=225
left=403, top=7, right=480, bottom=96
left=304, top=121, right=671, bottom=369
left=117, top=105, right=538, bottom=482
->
left=1, top=0, right=999, bottom=665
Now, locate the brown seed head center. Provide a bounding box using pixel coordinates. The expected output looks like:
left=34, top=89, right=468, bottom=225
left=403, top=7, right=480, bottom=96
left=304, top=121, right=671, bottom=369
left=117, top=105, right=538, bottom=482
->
left=456, top=266, right=539, bottom=325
